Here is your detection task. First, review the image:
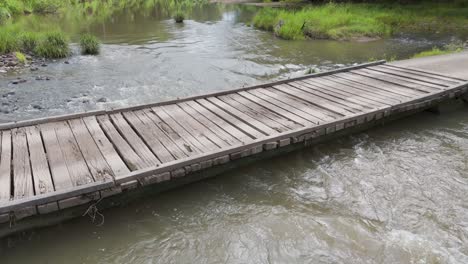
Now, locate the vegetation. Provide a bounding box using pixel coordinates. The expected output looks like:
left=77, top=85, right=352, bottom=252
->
left=252, top=2, right=468, bottom=40
left=412, top=44, right=464, bottom=58
left=174, top=11, right=185, bottom=23
left=34, top=32, right=69, bottom=58
left=80, top=34, right=100, bottom=55
left=15, top=51, right=27, bottom=64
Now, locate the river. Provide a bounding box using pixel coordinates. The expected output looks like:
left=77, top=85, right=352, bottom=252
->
left=1, top=2, right=468, bottom=263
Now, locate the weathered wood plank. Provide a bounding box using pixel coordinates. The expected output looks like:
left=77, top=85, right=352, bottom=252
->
left=322, top=75, right=406, bottom=103
left=53, top=122, right=95, bottom=186
left=160, top=105, right=222, bottom=151
left=12, top=128, right=34, bottom=200
left=162, top=104, right=229, bottom=149
left=123, top=110, right=182, bottom=161
left=0, top=131, right=11, bottom=201
left=228, top=92, right=303, bottom=130
left=109, top=113, right=160, bottom=166
left=151, top=106, right=211, bottom=153
left=273, top=84, right=354, bottom=116
left=142, top=108, right=201, bottom=156
left=249, top=88, right=323, bottom=124
left=83, top=116, right=130, bottom=178
left=288, top=81, right=368, bottom=112
left=303, top=78, right=390, bottom=107
left=219, top=94, right=291, bottom=133
left=40, top=123, right=74, bottom=191
left=237, top=91, right=312, bottom=127
left=196, top=98, right=266, bottom=139
left=206, top=97, right=279, bottom=136
left=185, top=100, right=255, bottom=143
left=352, top=69, right=439, bottom=93
left=336, top=72, right=423, bottom=97
left=96, top=115, right=150, bottom=170
left=25, top=126, right=55, bottom=196
left=69, top=118, right=114, bottom=182
left=262, top=88, right=341, bottom=120
left=178, top=102, right=242, bottom=146
left=384, top=64, right=466, bottom=82
left=372, top=65, right=456, bottom=87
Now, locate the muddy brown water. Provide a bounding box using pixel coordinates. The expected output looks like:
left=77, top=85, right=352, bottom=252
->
left=1, top=3, right=468, bottom=263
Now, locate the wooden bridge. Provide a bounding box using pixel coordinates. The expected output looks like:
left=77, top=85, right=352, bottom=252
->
left=0, top=61, right=467, bottom=236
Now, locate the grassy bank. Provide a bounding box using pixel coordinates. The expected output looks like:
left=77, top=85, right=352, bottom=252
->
left=252, top=3, right=468, bottom=41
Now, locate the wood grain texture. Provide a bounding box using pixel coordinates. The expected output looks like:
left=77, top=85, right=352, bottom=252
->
left=1, top=62, right=467, bottom=220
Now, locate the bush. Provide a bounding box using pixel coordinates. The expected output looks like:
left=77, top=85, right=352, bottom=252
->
left=19, top=32, right=39, bottom=52
left=0, top=29, right=19, bottom=54
left=174, top=11, right=185, bottom=23
left=34, top=32, right=69, bottom=58
left=0, top=7, right=11, bottom=24
left=79, top=33, right=100, bottom=55
left=15, top=51, right=26, bottom=64
left=32, top=0, right=61, bottom=14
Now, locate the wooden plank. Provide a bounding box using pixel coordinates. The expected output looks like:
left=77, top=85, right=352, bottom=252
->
left=69, top=118, right=114, bottom=182
left=335, top=72, right=422, bottom=97
left=219, top=94, right=292, bottom=133
left=384, top=64, right=466, bottom=82
left=229, top=92, right=304, bottom=129
left=109, top=113, right=160, bottom=166
left=0, top=131, right=11, bottom=201
left=177, top=102, right=242, bottom=146
left=83, top=116, right=130, bottom=178
left=185, top=100, right=255, bottom=143
left=249, top=89, right=324, bottom=124
left=289, top=81, right=369, bottom=112
left=380, top=64, right=463, bottom=84
left=352, top=69, right=439, bottom=93
left=322, top=75, right=406, bottom=103
left=161, top=104, right=229, bottom=149
left=40, top=123, right=74, bottom=191
left=237, top=91, right=313, bottom=127
left=104, top=61, right=386, bottom=115
left=25, top=126, right=54, bottom=196
left=123, top=110, right=183, bottom=161
left=364, top=67, right=448, bottom=89
left=303, top=78, right=391, bottom=107
left=96, top=115, right=150, bottom=171
left=141, top=108, right=202, bottom=156
left=53, top=122, right=95, bottom=186
left=151, top=106, right=211, bottom=153
left=196, top=99, right=266, bottom=139
left=272, top=84, right=353, bottom=116
left=12, top=128, right=34, bottom=199
left=371, top=65, right=457, bottom=87
left=262, top=88, right=341, bottom=120
left=298, top=79, right=383, bottom=108
left=206, top=97, right=279, bottom=136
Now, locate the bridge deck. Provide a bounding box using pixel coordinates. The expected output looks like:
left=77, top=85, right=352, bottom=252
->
left=0, top=61, right=467, bottom=227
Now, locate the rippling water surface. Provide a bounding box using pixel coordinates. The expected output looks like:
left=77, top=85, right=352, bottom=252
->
left=1, top=2, right=468, bottom=263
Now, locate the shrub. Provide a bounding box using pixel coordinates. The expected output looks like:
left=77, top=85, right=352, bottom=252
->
left=174, top=11, right=185, bottom=23
left=34, top=31, right=69, bottom=58
left=79, top=33, right=100, bottom=55
left=15, top=51, right=26, bottom=64
left=19, top=32, right=39, bottom=52
left=0, top=7, right=11, bottom=24
left=0, top=29, right=19, bottom=54
left=32, top=0, right=61, bottom=14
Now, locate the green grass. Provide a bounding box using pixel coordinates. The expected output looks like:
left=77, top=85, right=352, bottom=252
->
left=252, top=3, right=468, bottom=41
left=80, top=33, right=100, bottom=55
left=15, top=51, right=26, bottom=63
left=412, top=46, right=464, bottom=59
left=34, top=31, right=69, bottom=58
left=174, top=11, right=185, bottom=23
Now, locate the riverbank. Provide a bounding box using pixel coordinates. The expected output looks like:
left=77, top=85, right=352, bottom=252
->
left=252, top=2, right=468, bottom=41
